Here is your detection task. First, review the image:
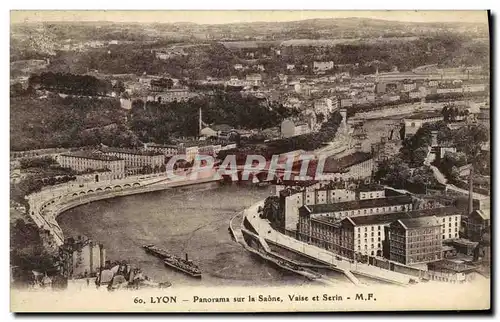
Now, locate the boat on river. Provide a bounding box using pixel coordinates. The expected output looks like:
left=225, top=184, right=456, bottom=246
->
left=142, top=244, right=202, bottom=278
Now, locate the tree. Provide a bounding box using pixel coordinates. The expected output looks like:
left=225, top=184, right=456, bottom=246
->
left=374, top=157, right=412, bottom=188
left=452, top=124, right=489, bottom=162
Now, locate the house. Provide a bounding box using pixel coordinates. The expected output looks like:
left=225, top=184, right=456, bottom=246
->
left=313, top=61, right=334, bottom=72
left=200, top=127, right=218, bottom=138
left=403, top=112, right=444, bottom=138
left=281, top=119, right=311, bottom=138
left=246, top=74, right=262, bottom=86
left=234, top=64, right=243, bottom=70
left=286, top=64, right=295, bottom=71
left=467, top=209, right=490, bottom=242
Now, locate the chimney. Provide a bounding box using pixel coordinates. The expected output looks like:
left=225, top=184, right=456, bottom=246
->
left=185, top=253, right=189, bottom=261
left=431, top=131, right=438, bottom=147
left=199, top=107, right=202, bottom=136
left=468, top=166, right=474, bottom=214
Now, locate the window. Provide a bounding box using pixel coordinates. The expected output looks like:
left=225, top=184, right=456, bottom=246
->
left=449, top=234, right=451, bottom=239
left=365, top=227, right=367, bottom=231
left=371, top=226, right=374, bottom=231
left=378, top=232, right=381, bottom=236
left=378, top=226, right=381, bottom=230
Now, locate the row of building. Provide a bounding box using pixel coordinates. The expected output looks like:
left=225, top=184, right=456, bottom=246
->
left=56, top=140, right=239, bottom=180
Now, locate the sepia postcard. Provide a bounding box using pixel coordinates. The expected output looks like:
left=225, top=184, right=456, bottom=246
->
left=9, top=10, right=491, bottom=313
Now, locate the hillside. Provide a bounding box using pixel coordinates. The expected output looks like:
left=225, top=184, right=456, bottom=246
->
left=10, top=95, right=140, bottom=151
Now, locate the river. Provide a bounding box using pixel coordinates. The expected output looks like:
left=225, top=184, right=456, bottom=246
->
left=58, top=183, right=321, bottom=288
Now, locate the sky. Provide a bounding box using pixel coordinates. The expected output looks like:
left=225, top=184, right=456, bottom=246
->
left=11, top=10, right=489, bottom=25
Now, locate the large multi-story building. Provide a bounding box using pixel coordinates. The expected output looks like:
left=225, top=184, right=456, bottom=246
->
left=299, top=195, right=414, bottom=222
left=297, top=206, right=462, bottom=260
left=102, top=148, right=164, bottom=170
left=143, top=143, right=179, bottom=157
left=319, top=152, right=375, bottom=182
left=277, top=182, right=388, bottom=233
left=313, top=98, right=338, bottom=115
left=389, top=216, right=442, bottom=265
left=58, top=152, right=125, bottom=179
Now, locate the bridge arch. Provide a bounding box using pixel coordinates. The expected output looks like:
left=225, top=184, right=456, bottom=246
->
left=79, top=191, right=86, bottom=195
left=88, top=190, right=94, bottom=193
left=72, top=193, right=78, bottom=196
left=114, top=185, right=122, bottom=190
left=96, top=188, right=103, bottom=191
left=105, top=187, right=112, bottom=190
left=124, top=184, right=131, bottom=188
left=133, top=183, right=140, bottom=187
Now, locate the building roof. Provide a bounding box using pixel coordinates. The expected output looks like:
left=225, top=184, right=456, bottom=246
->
left=357, top=183, right=385, bottom=192
left=396, top=216, right=441, bottom=229
left=405, top=112, right=443, bottom=120
left=323, top=152, right=373, bottom=173
left=60, top=151, right=122, bottom=162
left=277, top=180, right=319, bottom=188
left=280, top=187, right=304, bottom=198
left=211, top=124, right=233, bottom=132
left=145, top=143, right=178, bottom=149
left=471, top=209, right=490, bottom=221
left=447, top=238, right=479, bottom=248
left=302, top=195, right=413, bottom=215
left=335, top=206, right=463, bottom=227
left=427, top=259, right=477, bottom=273
left=103, top=147, right=163, bottom=156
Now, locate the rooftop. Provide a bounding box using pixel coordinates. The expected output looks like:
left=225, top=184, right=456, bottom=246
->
left=279, top=186, right=306, bottom=198
left=405, top=112, right=443, bottom=120
left=310, top=206, right=463, bottom=227
left=60, top=151, right=123, bottom=162
left=471, top=209, right=490, bottom=220
left=447, top=238, right=479, bottom=247
left=103, top=147, right=163, bottom=156
left=324, top=152, right=373, bottom=173
left=357, top=183, right=385, bottom=192
left=302, top=195, right=413, bottom=215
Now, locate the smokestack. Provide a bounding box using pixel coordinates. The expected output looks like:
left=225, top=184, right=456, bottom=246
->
left=468, top=165, right=474, bottom=214
left=185, top=253, right=189, bottom=261
left=199, top=108, right=202, bottom=136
